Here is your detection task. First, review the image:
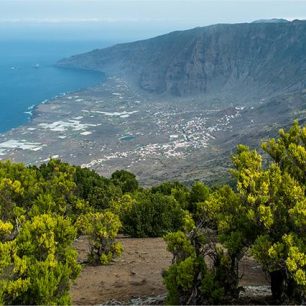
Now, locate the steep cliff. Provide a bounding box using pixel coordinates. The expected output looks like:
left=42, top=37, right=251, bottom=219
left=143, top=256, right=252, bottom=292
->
left=58, top=20, right=306, bottom=98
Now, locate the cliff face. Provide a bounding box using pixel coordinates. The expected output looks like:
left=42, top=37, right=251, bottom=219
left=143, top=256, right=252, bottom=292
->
left=58, top=21, right=306, bottom=98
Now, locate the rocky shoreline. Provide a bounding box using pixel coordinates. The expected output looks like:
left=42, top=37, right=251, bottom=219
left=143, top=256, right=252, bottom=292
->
left=0, top=76, right=246, bottom=184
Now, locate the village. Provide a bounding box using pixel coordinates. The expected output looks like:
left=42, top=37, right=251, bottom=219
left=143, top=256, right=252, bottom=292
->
left=0, top=77, right=246, bottom=183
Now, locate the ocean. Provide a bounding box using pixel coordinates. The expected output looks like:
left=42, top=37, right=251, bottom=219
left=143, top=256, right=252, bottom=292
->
left=0, top=40, right=112, bottom=132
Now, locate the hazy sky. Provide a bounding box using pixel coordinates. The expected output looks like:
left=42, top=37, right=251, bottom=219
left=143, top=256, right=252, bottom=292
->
left=1, top=0, right=306, bottom=41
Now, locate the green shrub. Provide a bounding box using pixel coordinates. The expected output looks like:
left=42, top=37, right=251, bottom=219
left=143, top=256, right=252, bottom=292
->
left=76, top=211, right=123, bottom=265
left=0, top=214, right=80, bottom=305
left=111, top=170, right=139, bottom=193
left=163, top=227, right=236, bottom=305
left=122, top=191, right=185, bottom=237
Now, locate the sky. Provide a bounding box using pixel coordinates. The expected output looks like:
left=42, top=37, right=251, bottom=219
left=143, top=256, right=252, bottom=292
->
left=1, top=0, right=306, bottom=41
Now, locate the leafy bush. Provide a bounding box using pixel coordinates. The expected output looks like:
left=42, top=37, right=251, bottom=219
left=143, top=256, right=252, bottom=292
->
left=164, top=122, right=306, bottom=304
left=0, top=159, right=127, bottom=304
left=74, top=166, right=122, bottom=210
left=151, top=181, right=190, bottom=209
left=0, top=214, right=80, bottom=305
left=76, top=211, right=123, bottom=265
left=111, top=170, right=139, bottom=193
left=189, top=181, right=210, bottom=213
left=230, top=122, right=306, bottom=302
left=122, top=191, right=186, bottom=237
left=163, top=225, right=239, bottom=305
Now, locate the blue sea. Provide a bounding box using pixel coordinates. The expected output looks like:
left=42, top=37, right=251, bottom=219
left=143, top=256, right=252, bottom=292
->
left=0, top=40, right=112, bottom=132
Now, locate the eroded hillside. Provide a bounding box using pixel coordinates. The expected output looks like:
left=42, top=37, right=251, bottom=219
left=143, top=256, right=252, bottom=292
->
left=58, top=21, right=306, bottom=99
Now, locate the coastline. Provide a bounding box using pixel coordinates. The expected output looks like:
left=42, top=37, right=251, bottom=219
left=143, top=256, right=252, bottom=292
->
left=0, top=75, right=236, bottom=185
left=1, top=71, right=302, bottom=186
left=27, top=67, right=106, bottom=123
left=0, top=50, right=105, bottom=134
left=8, top=70, right=106, bottom=134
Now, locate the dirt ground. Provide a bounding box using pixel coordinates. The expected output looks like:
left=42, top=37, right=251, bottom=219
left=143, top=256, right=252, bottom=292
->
left=71, top=236, right=269, bottom=305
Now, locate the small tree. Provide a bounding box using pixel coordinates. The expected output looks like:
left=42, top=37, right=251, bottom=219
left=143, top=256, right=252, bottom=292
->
left=76, top=211, right=123, bottom=265
left=230, top=122, right=306, bottom=302
left=163, top=215, right=240, bottom=305
left=163, top=122, right=306, bottom=304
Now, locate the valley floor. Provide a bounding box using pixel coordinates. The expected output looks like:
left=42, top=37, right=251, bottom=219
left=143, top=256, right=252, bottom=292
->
left=0, top=76, right=304, bottom=185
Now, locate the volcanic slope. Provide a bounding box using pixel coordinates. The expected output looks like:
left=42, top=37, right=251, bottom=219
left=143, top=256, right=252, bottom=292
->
left=58, top=21, right=306, bottom=100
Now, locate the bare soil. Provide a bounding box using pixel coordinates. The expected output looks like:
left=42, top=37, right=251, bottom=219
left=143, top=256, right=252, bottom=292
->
left=72, top=236, right=172, bottom=305
left=71, top=236, right=269, bottom=305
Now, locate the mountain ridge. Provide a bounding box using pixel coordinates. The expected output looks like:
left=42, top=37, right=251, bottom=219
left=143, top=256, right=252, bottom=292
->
left=58, top=20, right=306, bottom=100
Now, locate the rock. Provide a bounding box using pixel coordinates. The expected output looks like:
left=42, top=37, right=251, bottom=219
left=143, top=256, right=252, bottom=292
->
left=130, top=278, right=147, bottom=286
left=240, top=285, right=271, bottom=297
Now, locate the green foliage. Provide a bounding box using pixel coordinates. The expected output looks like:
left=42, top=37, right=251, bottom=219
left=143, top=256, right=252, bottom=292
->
left=262, top=120, right=306, bottom=184
left=74, top=166, right=122, bottom=210
left=108, top=194, right=134, bottom=224
left=0, top=159, right=92, bottom=222
left=163, top=256, right=198, bottom=305
left=164, top=122, right=306, bottom=304
left=151, top=181, right=190, bottom=209
left=230, top=122, right=306, bottom=302
left=0, top=159, right=129, bottom=304
left=76, top=211, right=122, bottom=265
left=111, top=170, right=139, bottom=193
left=1, top=120, right=305, bottom=305
left=0, top=214, right=80, bottom=305
left=165, top=231, right=195, bottom=261
left=163, top=225, right=237, bottom=305
left=122, top=191, right=185, bottom=237
left=189, top=181, right=210, bottom=213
